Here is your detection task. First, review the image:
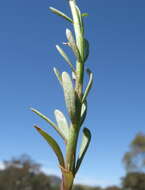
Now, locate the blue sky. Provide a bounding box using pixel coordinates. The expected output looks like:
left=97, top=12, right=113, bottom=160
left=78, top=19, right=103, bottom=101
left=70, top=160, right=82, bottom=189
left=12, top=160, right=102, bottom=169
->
left=0, top=0, right=145, bottom=187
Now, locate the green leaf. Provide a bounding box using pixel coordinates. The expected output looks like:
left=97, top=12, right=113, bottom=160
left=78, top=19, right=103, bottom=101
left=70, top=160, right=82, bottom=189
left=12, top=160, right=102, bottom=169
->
left=75, top=5, right=83, bottom=33
left=82, top=69, right=93, bottom=102
left=84, top=39, right=89, bottom=62
left=80, top=100, right=87, bottom=126
left=75, top=128, right=91, bottom=174
left=82, top=13, right=89, bottom=17
left=49, top=7, right=73, bottom=23
left=34, top=126, right=65, bottom=167
left=62, top=72, right=76, bottom=122
left=54, top=109, right=69, bottom=142
left=53, top=67, right=62, bottom=86
left=56, top=45, right=75, bottom=73
left=31, top=108, right=66, bottom=140
left=66, top=28, right=81, bottom=62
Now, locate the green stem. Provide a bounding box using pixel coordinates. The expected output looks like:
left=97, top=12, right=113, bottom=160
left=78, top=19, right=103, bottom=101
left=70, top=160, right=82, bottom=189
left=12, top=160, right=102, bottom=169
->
left=66, top=125, right=79, bottom=172
left=69, top=0, right=85, bottom=99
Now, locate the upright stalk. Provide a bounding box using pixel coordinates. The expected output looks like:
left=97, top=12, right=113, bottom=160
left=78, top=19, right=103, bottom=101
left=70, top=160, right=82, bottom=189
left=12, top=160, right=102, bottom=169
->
left=31, top=0, right=93, bottom=190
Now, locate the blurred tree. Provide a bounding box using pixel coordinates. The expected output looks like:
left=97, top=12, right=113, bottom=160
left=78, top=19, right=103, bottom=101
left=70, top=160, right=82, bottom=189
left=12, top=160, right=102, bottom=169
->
left=0, top=155, right=51, bottom=190
left=123, top=133, right=145, bottom=172
left=122, top=172, right=145, bottom=190
left=105, top=186, right=122, bottom=190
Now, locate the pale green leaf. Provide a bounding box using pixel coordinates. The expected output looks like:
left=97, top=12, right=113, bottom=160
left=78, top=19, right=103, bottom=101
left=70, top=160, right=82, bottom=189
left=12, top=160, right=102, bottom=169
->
left=54, top=109, right=69, bottom=141
left=34, top=126, right=65, bottom=167
left=62, top=72, right=76, bottom=122
left=49, top=7, right=73, bottom=23
left=66, top=28, right=81, bottom=62
left=80, top=100, right=87, bottom=126
left=56, top=45, right=75, bottom=73
left=31, top=108, right=66, bottom=140
left=75, top=5, right=83, bottom=33
left=75, top=128, right=91, bottom=174
left=82, top=69, right=93, bottom=102
left=53, top=67, right=62, bottom=86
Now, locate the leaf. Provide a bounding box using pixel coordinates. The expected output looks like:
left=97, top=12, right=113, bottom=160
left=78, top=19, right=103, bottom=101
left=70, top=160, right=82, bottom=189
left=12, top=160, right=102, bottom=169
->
left=34, top=126, right=65, bottom=167
left=54, top=109, right=69, bottom=141
left=82, top=69, right=93, bottom=102
left=66, top=28, right=81, bottom=62
left=80, top=100, right=87, bottom=126
left=75, top=5, right=83, bottom=32
left=84, top=39, right=89, bottom=62
left=82, top=13, right=89, bottom=17
left=49, top=7, right=73, bottom=23
left=53, top=67, right=62, bottom=86
left=62, top=72, right=76, bottom=122
left=56, top=45, right=75, bottom=73
left=75, top=128, right=91, bottom=174
left=31, top=108, right=66, bottom=140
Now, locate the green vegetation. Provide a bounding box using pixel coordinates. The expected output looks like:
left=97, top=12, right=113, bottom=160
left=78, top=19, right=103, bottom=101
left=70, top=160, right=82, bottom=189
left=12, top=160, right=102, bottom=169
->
left=31, top=0, right=92, bottom=189
left=123, top=133, right=145, bottom=172
left=0, top=149, right=145, bottom=190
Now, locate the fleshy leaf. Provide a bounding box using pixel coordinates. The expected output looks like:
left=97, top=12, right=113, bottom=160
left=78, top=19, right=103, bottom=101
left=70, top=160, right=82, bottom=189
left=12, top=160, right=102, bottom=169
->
left=80, top=100, right=87, bottom=126
left=49, top=7, right=73, bottom=23
left=82, top=69, right=93, bottom=102
left=75, top=128, right=91, bottom=174
left=31, top=108, right=66, bottom=140
left=56, top=45, right=75, bottom=73
left=34, top=126, right=65, bottom=167
left=54, top=109, right=69, bottom=142
left=75, top=5, right=83, bottom=33
left=84, top=39, right=89, bottom=62
left=62, top=72, right=76, bottom=122
left=53, top=67, right=62, bottom=86
left=66, top=28, right=81, bottom=62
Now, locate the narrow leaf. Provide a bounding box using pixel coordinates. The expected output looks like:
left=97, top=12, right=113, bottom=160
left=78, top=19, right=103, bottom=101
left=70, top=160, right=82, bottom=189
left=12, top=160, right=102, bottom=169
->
left=49, top=7, right=73, bottom=23
left=75, top=5, right=83, bottom=32
left=72, top=71, right=76, bottom=80
left=53, top=67, right=62, bottom=86
left=75, top=128, right=91, bottom=174
left=80, top=100, right=87, bottom=126
left=62, top=72, right=76, bottom=122
left=54, top=109, right=69, bottom=141
left=84, top=39, right=89, bottom=62
left=56, top=45, right=75, bottom=73
left=34, top=126, right=65, bottom=167
left=82, top=13, right=89, bottom=17
left=31, top=108, right=66, bottom=140
left=66, top=28, right=81, bottom=62
left=82, top=69, right=93, bottom=102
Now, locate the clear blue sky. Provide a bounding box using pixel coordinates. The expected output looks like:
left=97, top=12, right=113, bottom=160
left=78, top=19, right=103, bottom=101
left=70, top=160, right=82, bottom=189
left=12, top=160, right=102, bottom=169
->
left=0, top=0, right=145, bottom=187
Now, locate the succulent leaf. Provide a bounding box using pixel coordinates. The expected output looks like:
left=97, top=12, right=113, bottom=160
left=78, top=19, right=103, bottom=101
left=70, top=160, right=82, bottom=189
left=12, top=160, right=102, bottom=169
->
left=53, top=67, right=62, bottom=86
left=49, top=7, right=73, bottom=23
left=84, top=39, right=89, bottom=62
left=34, top=126, right=65, bottom=167
left=56, top=45, right=75, bottom=73
left=75, top=128, right=91, bottom=174
left=66, top=28, right=81, bottom=62
left=54, top=109, right=69, bottom=142
left=62, top=72, right=76, bottom=122
left=80, top=100, right=87, bottom=126
left=75, top=5, right=83, bottom=33
left=82, top=69, right=93, bottom=102
left=31, top=108, right=66, bottom=140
